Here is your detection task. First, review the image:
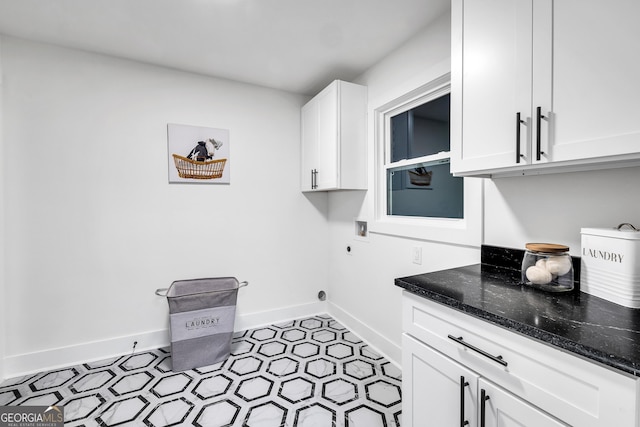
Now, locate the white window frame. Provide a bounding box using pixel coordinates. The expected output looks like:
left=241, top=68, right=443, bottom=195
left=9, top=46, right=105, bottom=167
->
left=369, top=74, right=483, bottom=247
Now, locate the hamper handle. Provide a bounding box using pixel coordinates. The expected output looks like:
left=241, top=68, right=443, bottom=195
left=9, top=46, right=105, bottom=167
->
left=617, top=223, right=639, bottom=231
left=155, top=281, right=247, bottom=297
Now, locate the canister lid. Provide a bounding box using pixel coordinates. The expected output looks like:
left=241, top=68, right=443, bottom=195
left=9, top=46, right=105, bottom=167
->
left=581, top=223, right=640, bottom=240
left=525, top=243, right=569, bottom=253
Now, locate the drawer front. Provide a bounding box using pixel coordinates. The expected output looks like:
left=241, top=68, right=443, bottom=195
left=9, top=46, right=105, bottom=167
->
left=403, top=291, right=638, bottom=427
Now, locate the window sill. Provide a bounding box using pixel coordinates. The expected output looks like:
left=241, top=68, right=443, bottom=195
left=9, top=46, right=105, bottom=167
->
left=370, top=177, right=483, bottom=248
left=369, top=219, right=479, bottom=247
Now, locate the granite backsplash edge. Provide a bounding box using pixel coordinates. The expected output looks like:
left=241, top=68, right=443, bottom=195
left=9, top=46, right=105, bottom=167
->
left=481, top=244, right=581, bottom=290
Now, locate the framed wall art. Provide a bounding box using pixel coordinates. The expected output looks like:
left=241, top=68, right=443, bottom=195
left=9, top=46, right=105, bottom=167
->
left=167, top=123, right=230, bottom=184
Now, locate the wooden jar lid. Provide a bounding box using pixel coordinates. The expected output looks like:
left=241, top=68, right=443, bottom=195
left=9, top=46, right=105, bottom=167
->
left=525, top=243, right=569, bottom=253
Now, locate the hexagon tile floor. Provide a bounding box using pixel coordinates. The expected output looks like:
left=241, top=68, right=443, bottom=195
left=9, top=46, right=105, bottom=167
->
left=0, top=315, right=402, bottom=426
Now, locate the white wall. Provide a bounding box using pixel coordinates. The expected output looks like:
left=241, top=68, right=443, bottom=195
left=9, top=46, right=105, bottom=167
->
left=1, top=37, right=329, bottom=378
left=5, top=7, right=634, bottom=382
left=327, top=11, right=480, bottom=365
left=484, top=167, right=640, bottom=254
left=0, top=37, right=6, bottom=381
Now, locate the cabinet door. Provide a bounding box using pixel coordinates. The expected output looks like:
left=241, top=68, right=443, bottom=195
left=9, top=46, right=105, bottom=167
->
left=479, top=379, right=567, bottom=427
left=403, top=333, right=479, bottom=427
left=549, top=0, right=640, bottom=163
left=452, top=0, right=534, bottom=174
left=315, top=82, right=339, bottom=190
left=301, top=98, right=319, bottom=191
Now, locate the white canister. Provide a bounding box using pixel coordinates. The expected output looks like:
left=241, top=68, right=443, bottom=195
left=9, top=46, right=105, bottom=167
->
left=580, top=223, right=640, bottom=308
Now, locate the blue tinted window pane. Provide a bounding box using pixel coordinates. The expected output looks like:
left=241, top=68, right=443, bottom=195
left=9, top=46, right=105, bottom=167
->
left=390, top=94, right=450, bottom=162
left=387, top=161, right=463, bottom=219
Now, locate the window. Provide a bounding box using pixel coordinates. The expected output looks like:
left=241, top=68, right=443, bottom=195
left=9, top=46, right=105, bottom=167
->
left=371, top=74, right=482, bottom=246
left=386, top=93, right=464, bottom=219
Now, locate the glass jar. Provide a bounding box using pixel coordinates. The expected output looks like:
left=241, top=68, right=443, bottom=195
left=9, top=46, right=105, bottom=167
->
left=521, top=243, right=574, bottom=292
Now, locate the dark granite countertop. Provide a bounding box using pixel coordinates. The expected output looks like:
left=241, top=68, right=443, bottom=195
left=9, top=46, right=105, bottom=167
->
left=395, top=245, right=640, bottom=377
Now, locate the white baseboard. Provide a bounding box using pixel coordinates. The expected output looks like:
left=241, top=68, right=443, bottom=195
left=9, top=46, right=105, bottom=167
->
left=235, top=301, right=328, bottom=332
left=2, top=301, right=328, bottom=380
left=3, top=329, right=170, bottom=380
left=327, top=301, right=402, bottom=367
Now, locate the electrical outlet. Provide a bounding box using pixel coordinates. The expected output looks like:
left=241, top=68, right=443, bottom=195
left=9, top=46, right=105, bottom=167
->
left=412, top=247, right=422, bottom=265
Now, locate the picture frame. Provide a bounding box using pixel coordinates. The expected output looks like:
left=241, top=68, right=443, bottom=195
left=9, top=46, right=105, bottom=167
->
left=167, top=123, right=230, bottom=184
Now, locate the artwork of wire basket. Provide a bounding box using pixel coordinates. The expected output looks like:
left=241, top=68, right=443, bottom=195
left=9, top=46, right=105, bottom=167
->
left=172, top=154, right=227, bottom=180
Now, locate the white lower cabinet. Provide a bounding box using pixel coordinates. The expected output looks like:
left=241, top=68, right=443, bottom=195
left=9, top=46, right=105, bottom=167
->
left=403, top=333, right=479, bottom=426
left=479, top=379, right=566, bottom=427
left=403, top=333, right=566, bottom=427
left=402, top=291, right=640, bottom=427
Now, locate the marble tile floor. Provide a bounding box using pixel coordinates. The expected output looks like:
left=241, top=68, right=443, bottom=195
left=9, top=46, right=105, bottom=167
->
left=0, top=315, right=402, bottom=426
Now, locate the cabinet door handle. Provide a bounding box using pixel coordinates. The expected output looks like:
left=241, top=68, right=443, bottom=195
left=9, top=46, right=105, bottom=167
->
left=448, top=335, right=508, bottom=367
left=516, top=112, right=525, bottom=163
left=536, top=106, right=546, bottom=161
left=311, top=169, right=318, bottom=189
left=480, top=388, right=490, bottom=427
left=459, top=376, right=469, bottom=427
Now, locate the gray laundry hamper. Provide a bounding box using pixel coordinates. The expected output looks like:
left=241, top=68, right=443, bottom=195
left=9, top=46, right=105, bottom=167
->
left=156, top=277, right=248, bottom=372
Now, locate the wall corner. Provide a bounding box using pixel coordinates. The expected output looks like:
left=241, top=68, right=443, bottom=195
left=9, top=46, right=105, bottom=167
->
left=0, top=35, right=7, bottom=383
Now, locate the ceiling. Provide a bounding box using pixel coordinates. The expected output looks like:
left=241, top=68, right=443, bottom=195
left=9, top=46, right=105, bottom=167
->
left=0, top=0, right=450, bottom=95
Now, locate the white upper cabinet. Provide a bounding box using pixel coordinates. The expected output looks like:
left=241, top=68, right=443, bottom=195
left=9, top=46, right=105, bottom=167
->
left=552, top=0, right=640, bottom=163
left=451, top=0, right=542, bottom=174
left=301, top=80, right=367, bottom=191
left=451, top=0, right=640, bottom=177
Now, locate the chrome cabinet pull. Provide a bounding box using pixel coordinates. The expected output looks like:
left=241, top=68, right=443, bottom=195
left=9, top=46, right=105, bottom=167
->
left=516, top=112, right=525, bottom=163
left=460, top=376, right=470, bottom=427
left=536, top=106, right=546, bottom=161
left=448, top=335, right=508, bottom=367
